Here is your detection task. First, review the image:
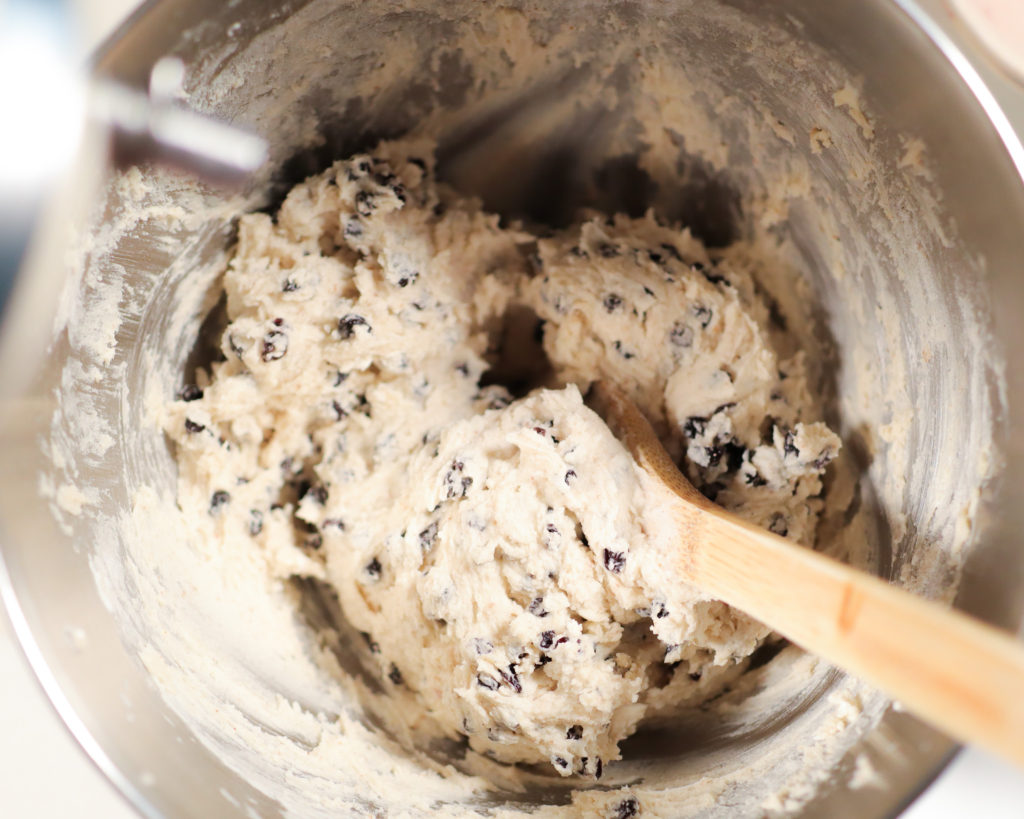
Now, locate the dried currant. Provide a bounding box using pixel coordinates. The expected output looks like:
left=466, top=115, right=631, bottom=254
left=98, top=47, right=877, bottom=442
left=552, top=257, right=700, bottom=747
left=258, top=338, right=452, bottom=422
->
left=261, top=329, right=288, bottom=362
left=338, top=314, right=372, bottom=339
left=603, top=549, right=626, bottom=573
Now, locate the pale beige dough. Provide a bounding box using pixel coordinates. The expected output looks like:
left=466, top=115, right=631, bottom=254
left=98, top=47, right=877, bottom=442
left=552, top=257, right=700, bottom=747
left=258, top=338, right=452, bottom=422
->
left=166, top=139, right=840, bottom=778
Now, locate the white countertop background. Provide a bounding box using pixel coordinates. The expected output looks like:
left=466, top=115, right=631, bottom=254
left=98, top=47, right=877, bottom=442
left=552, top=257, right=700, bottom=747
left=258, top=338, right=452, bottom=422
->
left=3, top=0, right=1024, bottom=816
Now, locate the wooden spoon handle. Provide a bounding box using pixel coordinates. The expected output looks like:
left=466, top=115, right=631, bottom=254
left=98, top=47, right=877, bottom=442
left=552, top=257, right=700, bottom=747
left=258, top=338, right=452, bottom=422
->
left=683, top=502, right=1024, bottom=768
left=593, top=381, right=1024, bottom=767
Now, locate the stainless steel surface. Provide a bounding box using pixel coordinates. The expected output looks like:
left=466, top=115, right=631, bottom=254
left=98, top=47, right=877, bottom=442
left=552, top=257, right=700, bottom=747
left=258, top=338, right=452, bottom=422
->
left=2, top=0, right=1023, bottom=817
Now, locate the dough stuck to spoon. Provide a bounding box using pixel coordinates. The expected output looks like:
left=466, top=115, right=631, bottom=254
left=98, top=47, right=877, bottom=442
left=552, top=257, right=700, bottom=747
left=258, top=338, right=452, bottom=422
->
left=166, top=139, right=842, bottom=776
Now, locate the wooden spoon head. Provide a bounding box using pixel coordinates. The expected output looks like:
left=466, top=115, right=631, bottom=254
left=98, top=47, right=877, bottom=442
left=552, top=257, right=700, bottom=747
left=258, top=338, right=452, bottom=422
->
left=588, top=381, right=712, bottom=510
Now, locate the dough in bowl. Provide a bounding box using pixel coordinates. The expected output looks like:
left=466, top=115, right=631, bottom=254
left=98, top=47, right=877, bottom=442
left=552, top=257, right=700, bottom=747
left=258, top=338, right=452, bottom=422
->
left=166, top=139, right=840, bottom=777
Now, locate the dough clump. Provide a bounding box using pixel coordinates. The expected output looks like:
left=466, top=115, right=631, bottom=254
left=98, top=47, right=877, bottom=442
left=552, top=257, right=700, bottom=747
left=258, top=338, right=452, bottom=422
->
left=167, top=139, right=840, bottom=777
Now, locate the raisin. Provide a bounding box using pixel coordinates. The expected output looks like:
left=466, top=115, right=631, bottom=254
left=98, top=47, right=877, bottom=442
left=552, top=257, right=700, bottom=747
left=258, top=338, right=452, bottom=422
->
left=783, top=430, right=800, bottom=456
left=248, top=509, right=263, bottom=536
left=444, top=460, right=472, bottom=499
left=660, top=242, right=683, bottom=261
left=813, top=448, right=836, bottom=470
left=528, top=597, right=548, bottom=617
left=705, top=445, right=724, bottom=466
left=365, top=557, right=382, bottom=580
left=361, top=632, right=380, bottom=653
left=228, top=334, right=246, bottom=358
left=261, top=329, right=288, bottom=362
left=603, top=294, right=623, bottom=312
left=532, top=426, right=547, bottom=437
left=486, top=394, right=510, bottom=410
left=598, top=243, right=619, bottom=258
left=545, top=523, right=559, bottom=535
left=419, top=521, right=439, bottom=549
left=554, top=757, right=569, bottom=770
left=477, top=673, right=500, bottom=691
left=683, top=417, right=707, bottom=439
left=700, top=266, right=729, bottom=286
left=305, top=534, right=322, bottom=550
left=332, top=400, right=347, bottom=420
left=180, top=384, right=203, bottom=402
left=565, top=469, right=577, bottom=485
left=387, top=663, right=404, bottom=685
left=209, top=490, right=230, bottom=514
left=304, top=485, right=328, bottom=504
left=355, top=190, right=376, bottom=217
left=768, top=513, right=788, bottom=537
left=603, top=549, right=626, bottom=573
left=344, top=219, right=362, bottom=238
left=612, top=341, right=635, bottom=360
left=670, top=322, right=693, bottom=348
left=614, top=797, right=639, bottom=818
left=655, top=604, right=669, bottom=619
left=566, top=725, right=583, bottom=740
left=693, top=305, right=713, bottom=328
left=539, top=631, right=556, bottom=649
left=499, top=664, right=522, bottom=693
left=535, top=654, right=552, bottom=667
left=338, top=314, right=372, bottom=339
left=745, top=472, right=767, bottom=487
left=184, top=418, right=205, bottom=433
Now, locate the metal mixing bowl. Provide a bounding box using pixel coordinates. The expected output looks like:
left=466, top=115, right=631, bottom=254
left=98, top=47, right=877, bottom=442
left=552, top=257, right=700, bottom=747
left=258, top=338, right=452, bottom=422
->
left=2, top=0, right=1024, bottom=816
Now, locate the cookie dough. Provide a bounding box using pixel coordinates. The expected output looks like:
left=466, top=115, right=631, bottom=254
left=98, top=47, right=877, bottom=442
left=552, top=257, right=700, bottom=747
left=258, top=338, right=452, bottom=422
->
left=166, top=140, right=840, bottom=778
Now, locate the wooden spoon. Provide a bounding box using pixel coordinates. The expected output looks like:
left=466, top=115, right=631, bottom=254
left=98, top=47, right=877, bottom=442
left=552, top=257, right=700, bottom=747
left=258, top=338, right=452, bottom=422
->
left=591, top=381, right=1024, bottom=768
